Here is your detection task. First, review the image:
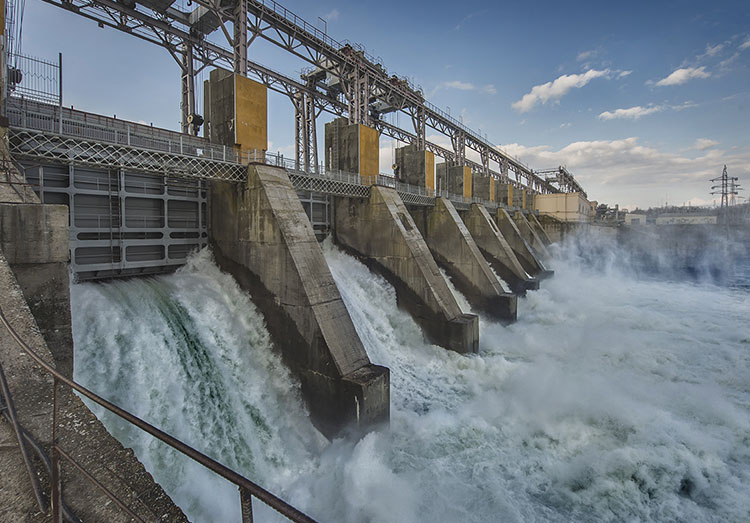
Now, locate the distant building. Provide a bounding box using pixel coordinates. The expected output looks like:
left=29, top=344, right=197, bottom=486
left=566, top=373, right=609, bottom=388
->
left=534, top=192, right=591, bottom=222
left=624, top=212, right=647, bottom=225
left=655, top=213, right=717, bottom=225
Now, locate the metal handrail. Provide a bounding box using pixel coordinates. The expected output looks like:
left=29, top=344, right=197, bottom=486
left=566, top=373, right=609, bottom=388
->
left=0, top=304, right=316, bottom=523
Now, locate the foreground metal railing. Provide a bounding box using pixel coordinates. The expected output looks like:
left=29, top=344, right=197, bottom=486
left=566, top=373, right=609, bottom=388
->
left=0, top=305, right=316, bottom=523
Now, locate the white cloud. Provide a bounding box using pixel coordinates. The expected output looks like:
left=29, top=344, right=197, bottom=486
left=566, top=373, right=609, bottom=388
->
left=599, top=105, right=665, bottom=120
left=497, top=138, right=748, bottom=191
left=694, top=138, right=719, bottom=150
left=701, top=43, right=724, bottom=58
left=512, top=69, right=611, bottom=113
left=577, top=50, right=597, bottom=62
left=323, top=9, right=340, bottom=21
left=437, top=81, right=496, bottom=96
left=739, top=38, right=750, bottom=51
left=618, top=70, right=632, bottom=78
left=444, top=80, right=475, bottom=91
left=560, top=122, right=572, bottom=128
left=654, top=66, right=710, bottom=86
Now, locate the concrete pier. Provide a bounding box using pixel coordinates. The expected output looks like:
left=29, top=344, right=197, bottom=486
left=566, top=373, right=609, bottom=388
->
left=497, top=183, right=513, bottom=207
left=335, top=186, right=479, bottom=354
left=210, top=165, right=389, bottom=437
left=496, top=208, right=552, bottom=278
left=472, top=173, right=495, bottom=202
left=462, top=203, right=538, bottom=293
left=394, top=144, right=435, bottom=192
left=513, top=211, right=551, bottom=259
left=204, top=67, right=267, bottom=154
left=410, top=197, right=516, bottom=321
left=527, top=212, right=553, bottom=246
left=436, top=163, right=472, bottom=198
left=325, top=117, right=379, bottom=183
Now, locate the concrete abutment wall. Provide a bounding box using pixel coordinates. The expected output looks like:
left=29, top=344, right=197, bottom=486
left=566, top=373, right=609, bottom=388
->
left=334, top=186, right=479, bottom=354
left=210, top=164, right=389, bottom=437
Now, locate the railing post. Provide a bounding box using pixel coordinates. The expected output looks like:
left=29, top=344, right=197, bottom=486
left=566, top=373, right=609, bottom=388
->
left=180, top=135, right=183, bottom=155
left=240, top=487, right=254, bottom=523
left=58, top=52, right=63, bottom=135
left=51, top=377, right=63, bottom=523
left=223, top=145, right=226, bottom=161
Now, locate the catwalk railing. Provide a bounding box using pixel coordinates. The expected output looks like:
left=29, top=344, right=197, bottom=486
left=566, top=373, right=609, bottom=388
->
left=7, top=97, right=517, bottom=210
left=0, top=303, right=317, bottom=523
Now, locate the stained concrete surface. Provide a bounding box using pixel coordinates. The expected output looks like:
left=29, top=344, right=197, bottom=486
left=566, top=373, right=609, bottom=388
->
left=210, top=164, right=389, bottom=438
left=335, top=186, right=479, bottom=353
left=411, top=198, right=516, bottom=321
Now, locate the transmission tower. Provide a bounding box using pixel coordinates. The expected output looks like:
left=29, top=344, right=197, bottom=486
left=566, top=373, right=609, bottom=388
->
left=710, top=165, right=738, bottom=208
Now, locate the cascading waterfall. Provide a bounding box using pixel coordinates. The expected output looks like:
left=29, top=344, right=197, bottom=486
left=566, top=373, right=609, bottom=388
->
left=72, top=232, right=750, bottom=522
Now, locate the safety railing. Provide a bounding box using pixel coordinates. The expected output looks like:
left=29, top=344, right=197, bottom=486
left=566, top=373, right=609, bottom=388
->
left=6, top=97, right=257, bottom=165
left=5, top=52, right=61, bottom=106
left=7, top=99, right=503, bottom=211
left=0, top=304, right=316, bottom=523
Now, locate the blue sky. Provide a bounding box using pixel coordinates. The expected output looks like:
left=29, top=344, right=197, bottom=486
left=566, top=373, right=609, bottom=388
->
left=20, top=0, right=750, bottom=209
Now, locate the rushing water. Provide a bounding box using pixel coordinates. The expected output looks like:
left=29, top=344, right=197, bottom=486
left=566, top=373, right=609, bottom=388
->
left=72, top=231, right=750, bottom=522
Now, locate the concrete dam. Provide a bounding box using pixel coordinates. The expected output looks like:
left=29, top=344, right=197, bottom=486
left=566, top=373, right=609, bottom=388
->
left=5, top=1, right=750, bottom=522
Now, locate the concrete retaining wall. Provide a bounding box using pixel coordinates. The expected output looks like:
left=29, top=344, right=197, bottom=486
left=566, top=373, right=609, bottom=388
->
left=210, top=164, right=389, bottom=437
left=410, top=198, right=516, bottom=321
left=334, top=186, right=478, bottom=353
left=0, top=203, right=73, bottom=377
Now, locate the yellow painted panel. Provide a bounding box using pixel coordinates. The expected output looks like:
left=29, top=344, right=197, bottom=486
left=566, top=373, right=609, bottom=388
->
left=508, top=185, right=514, bottom=205
left=234, top=75, right=267, bottom=153
left=359, top=124, right=379, bottom=182
left=522, top=190, right=527, bottom=209
left=463, top=166, right=472, bottom=199
left=425, top=151, right=435, bottom=193
left=489, top=178, right=495, bottom=202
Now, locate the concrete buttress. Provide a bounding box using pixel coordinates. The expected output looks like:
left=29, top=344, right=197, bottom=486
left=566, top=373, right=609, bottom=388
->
left=513, top=211, right=551, bottom=258
left=527, top=212, right=553, bottom=246
left=410, top=198, right=516, bottom=321
left=334, top=186, right=479, bottom=354
left=496, top=208, right=553, bottom=279
left=210, top=164, right=389, bottom=438
left=461, top=204, right=539, bottom=294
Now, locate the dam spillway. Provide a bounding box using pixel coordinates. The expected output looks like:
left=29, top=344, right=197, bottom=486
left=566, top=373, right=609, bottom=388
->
left=71, top=233, right=750, bottom=522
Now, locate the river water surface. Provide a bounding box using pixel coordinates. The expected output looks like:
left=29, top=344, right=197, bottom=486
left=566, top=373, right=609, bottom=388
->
left=71, top=230, right=750, bottom=522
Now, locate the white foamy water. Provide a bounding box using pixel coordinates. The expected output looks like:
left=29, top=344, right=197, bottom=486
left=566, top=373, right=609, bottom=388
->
left=72, top=232, right=750, bottom=522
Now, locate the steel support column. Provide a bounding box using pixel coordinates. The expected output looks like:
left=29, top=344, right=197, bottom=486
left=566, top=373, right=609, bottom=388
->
left=181, top=43, right=196, bottom=135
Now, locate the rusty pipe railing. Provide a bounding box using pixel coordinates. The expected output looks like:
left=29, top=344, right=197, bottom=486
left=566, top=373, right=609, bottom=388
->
left=0, top=304, right=317, bottom=523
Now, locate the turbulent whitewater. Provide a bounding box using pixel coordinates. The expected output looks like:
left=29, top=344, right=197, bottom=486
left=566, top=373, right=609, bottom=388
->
left=72, top=232, right=750, bottom=522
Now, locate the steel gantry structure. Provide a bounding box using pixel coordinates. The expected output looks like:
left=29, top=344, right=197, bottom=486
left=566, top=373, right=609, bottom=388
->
left=40, top=0, right=585, bottom=196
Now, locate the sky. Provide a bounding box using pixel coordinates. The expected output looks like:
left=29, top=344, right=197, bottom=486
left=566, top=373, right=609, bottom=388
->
left=18, top=0, right=750, bottom=209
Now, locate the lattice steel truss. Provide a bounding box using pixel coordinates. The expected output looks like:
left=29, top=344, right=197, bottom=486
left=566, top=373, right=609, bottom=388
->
left=9, top=128, right=248, bottom=182
left=536, top=166, right=587, bottom=198
left=288, top=171, right=370, bottom=199
left=36, top=0, right=586, bottom=197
